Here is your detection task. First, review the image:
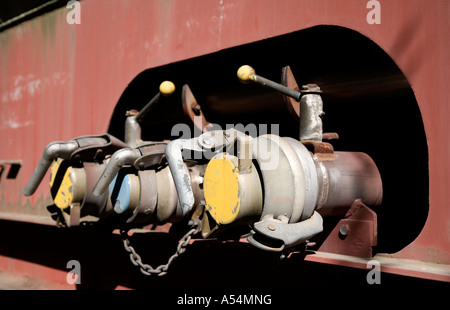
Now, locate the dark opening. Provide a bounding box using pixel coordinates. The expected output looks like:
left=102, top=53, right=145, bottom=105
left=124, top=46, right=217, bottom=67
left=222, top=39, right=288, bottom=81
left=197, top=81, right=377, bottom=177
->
left=6, top=163, right=21, bottom=179
left=108, top=26, right=428, bottom=255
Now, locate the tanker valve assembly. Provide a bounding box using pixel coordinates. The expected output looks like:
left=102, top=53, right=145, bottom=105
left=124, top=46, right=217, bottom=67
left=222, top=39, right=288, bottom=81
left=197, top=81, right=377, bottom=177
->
left=23, top=66, right=383, bottom=275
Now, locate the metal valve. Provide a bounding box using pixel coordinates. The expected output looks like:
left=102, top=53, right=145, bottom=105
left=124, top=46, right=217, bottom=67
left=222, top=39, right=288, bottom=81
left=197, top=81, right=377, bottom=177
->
left=238, top=65, right=325, bottom=142
left=23, top=81, right=176, bottom=226
left=125, top=81, right=175, bottom=147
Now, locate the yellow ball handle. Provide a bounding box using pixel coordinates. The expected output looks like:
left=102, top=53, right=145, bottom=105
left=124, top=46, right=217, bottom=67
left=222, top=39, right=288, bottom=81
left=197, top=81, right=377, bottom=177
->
left=159, top=81, right=176, bottom=96
left=237, top=65, right=256, bottom=84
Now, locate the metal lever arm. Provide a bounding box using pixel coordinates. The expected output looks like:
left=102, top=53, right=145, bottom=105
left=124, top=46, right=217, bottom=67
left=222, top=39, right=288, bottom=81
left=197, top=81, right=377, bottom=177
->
left=125, top=81, right=175, bottom=147
left=23, top=134, right=128, bottom=196
left=92, top=148, right=141, bottom=196
left=23, top=141, right=78, bottom=196
left=165, top=129, right=246, bottom=216
left=165, top=138, right=206, bottom=216
left=237, top=65, right=302, bottom=101
left=92, top=143, right=167, bottom=196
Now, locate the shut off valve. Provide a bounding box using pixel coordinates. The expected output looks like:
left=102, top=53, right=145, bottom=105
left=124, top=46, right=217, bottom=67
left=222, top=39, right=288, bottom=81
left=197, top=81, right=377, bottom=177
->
left=23, top=65, right=382, bottom=274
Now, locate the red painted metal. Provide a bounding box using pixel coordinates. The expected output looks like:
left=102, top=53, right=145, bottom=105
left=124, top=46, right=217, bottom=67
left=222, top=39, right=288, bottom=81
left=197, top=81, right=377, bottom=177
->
left=318, top=200, right=377, bottom=258
left=0, top=0, right=449, bottom=287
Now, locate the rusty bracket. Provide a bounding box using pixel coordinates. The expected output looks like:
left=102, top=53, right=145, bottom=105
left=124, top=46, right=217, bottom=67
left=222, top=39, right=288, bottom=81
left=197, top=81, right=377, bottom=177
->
left=318, top=199, right=378, bottom=258
left=281, top=66, right=301, bottom=119
left=182, top=84, right=213, bottom=133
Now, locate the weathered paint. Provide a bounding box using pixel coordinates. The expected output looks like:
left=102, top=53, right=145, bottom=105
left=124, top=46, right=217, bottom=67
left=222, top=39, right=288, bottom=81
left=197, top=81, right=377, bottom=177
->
left=0, top=0, right=449, bottom=284
left=204, top=154, right=241, bottom=225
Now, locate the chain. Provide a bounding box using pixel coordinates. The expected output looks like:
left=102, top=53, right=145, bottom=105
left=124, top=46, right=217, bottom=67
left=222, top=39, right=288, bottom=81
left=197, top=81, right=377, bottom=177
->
left=120, top=219, right=200, bottom=276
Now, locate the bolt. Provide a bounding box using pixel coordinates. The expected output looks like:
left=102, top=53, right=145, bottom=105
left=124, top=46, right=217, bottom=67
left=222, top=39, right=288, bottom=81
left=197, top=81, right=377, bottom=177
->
left=267, top=223, right=276, bottom=231
left=192, top=104, right=201, bottom=116
left=125, top=109, right=139, bottom=117
left=339, top=224, right=350, bottom=236
left=199, top=135, right=215, bottom=149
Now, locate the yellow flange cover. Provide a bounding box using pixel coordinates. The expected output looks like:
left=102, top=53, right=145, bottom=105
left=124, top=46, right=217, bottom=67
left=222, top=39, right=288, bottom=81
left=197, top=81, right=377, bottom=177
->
left=203, top=154, right=241, bottom=225
left=49, top=159, right=84, bottom=209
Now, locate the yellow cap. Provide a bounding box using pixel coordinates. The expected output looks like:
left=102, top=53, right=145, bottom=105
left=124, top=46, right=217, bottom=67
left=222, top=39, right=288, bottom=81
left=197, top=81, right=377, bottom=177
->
left=204, top=154, right=241, bottom=225
left=49, top=159, right=85, bottom=209
left=159, top=81, right=175, bottom=96
left=237, top=65, right=255, bottom=83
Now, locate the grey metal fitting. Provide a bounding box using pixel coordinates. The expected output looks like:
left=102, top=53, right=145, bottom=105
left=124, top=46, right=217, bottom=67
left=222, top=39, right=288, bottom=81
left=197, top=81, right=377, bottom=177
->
left=92, top=148, right=140, bottom=196
left=23, top=140, right=78, bottom=196
left=299, top=85, right=324, bottom=142
left=247, top=211, right=324, bottom=251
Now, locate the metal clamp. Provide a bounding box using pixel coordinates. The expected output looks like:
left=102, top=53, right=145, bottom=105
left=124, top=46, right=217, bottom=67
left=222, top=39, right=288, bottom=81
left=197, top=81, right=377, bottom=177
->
left=92, top=142, right=166, bottom=197
left=247, top=211, right=323, bottom=252
left=165, top=128, right=248, bottom=216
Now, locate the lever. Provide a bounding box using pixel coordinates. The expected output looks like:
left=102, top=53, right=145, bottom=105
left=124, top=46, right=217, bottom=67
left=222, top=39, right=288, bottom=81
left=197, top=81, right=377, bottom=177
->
left=23, top=141, right=78, bottom=196
left=125, top=81, right=175, bottom=147
left=136, top=81, right=175, bottom=122
left=92, top=143, right=166, bottom=197
left=23, top=134, right=128, bottom=196
left=165, top=129, right=245, bottom=216
left=92, top=148, right=141, bottom=197
left=237, top=65, right=302, bottom=102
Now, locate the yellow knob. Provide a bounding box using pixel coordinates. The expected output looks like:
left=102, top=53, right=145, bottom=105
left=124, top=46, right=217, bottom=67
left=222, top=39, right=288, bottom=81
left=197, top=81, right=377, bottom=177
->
left=159, top=81, right=175, bottom=96
left=237, top=65, right=255, bottom=83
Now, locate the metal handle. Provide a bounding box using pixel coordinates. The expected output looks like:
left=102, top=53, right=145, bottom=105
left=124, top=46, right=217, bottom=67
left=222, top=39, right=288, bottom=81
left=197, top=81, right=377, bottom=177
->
left=237, top=65, right=302, bottom=101
left=92, top=148, right=140, bottom=196
left=165, top=139, right=199, bottom=216
left=165, top=129, right=245, bottom=216
left=125, top=81, right=175, bottom=147
left=23, top=141, right=78, bottom=196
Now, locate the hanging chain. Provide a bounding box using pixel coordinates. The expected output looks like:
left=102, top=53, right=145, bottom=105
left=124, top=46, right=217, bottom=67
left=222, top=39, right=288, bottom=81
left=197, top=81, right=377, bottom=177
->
left=120, top=219, right=200, bottom=276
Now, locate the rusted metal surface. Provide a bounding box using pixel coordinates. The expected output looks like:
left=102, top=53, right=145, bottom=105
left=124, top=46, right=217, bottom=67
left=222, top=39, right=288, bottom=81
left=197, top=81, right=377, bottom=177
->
left=182, top=84, right=211, bottom=133
left=0, top=0, right=449, bottom=286
left=318, top=199, right=377, bottom=258
left=281, top=66, right=301, bottom=118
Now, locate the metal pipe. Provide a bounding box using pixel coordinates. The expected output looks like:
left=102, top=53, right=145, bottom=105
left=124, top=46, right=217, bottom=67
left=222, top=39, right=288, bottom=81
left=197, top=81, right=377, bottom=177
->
left=314, top=151, right=383, bottom=215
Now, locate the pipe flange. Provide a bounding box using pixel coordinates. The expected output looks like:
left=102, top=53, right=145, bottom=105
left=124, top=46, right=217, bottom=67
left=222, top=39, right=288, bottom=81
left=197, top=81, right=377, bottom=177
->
left=253, top=135, right=305, bottom=223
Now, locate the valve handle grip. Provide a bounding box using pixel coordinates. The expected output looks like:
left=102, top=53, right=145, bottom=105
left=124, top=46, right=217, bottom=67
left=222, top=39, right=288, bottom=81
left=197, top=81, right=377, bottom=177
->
left=92, top=148, right=140, bottom=196
left=23, top=141, right=78, bottom=196
left=237, top=65, right=302, bottom=102
left=134, top=81, right=175, bottom=122
left=165, top=140, right=196, bottom=216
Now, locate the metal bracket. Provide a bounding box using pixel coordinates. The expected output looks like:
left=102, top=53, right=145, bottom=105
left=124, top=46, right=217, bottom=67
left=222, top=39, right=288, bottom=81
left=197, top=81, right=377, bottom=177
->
left=318, top=199, right=378, bottom=258
left=181, top=84, right=214, bottom=133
